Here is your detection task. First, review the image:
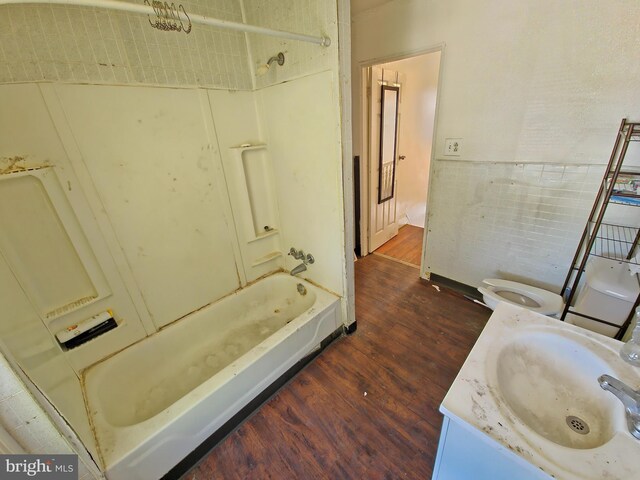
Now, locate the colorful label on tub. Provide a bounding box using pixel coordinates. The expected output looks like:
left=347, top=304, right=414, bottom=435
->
left=0, top=455, right=77, bottom=479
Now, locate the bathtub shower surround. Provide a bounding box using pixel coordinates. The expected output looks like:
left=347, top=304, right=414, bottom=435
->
left=0, top=0, right=349, bottom=477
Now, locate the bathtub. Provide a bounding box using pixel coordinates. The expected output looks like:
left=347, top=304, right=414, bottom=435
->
left=83, top=272, right=341, bottom=480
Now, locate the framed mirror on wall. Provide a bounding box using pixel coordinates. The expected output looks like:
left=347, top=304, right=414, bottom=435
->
left=378, top=84, right=400, bottom=204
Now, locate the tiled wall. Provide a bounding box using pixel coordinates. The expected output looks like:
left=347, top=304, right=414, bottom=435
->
left=0, top=357, right=98, bottom=479
left=425, top=161, right=610, bottom=292
left=243, top=0, right=338, bottom=89
left=0, top=0, right=252, bottom=89
left=0, top=0, right=337, bottom=90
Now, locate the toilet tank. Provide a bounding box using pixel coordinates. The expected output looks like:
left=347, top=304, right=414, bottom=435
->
left=566, top=257, right=640, bottom=337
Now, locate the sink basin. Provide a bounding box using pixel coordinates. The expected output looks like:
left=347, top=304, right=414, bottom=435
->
left=494, top=331, right=616, bottom=449
left=439, top=302, right=640, bottom=480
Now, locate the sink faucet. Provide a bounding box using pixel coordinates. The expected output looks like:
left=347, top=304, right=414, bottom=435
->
left=288, top=247, right=314, bottom=276
left=598, top=374, right=640, bottom=439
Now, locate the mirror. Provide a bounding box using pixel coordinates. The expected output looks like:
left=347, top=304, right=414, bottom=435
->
left=378, top=84, right=399, bottom=203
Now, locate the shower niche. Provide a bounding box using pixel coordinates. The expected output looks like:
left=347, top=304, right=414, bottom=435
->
left=223, top=144, right=284, bottom=280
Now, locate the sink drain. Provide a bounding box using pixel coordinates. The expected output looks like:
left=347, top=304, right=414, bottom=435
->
left=566, top=415, right=590, bottom=435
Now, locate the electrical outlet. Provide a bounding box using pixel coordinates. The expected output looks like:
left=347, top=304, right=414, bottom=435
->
left=444, top=138, right=462, bottom=156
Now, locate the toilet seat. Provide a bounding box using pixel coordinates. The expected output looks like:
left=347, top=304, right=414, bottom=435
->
left=478, top=278, right=564, bottom=316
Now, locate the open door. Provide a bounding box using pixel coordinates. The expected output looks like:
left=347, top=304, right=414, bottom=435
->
left=368, top=66, right=404, bottom=252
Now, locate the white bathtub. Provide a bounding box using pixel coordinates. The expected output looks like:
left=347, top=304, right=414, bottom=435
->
left=83, top=273, right=341, bottom=480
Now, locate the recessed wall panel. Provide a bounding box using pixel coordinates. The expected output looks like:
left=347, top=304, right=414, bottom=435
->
left=0, top=174, right=97, bottom=318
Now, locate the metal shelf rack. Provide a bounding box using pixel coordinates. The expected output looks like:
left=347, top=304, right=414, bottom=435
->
left=560, top=119, right=640, bottom=339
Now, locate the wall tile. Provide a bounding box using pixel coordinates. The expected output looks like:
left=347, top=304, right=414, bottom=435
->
left=0, top=356, right=100, bottom=478
left=0, top=1, right=252, bottom=89
left=243, top=0, right=338, bottom=89
left=425, top=160, right=605, bottom=291
left=0, top=367, right=23, bottom=400
left=0, top=0, right=337, bottom=89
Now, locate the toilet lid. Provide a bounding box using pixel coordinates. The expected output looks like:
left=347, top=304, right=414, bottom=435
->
left=481, top=279, right=564, bottom=315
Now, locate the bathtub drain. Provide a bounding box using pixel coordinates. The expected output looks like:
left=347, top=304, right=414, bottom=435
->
left=566, top=415, right=590, bottom=435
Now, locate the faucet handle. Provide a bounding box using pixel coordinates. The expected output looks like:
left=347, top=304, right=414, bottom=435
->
left=289, top=247, right=313, bottom=263
left=289, top=247, right=303, bottom=259
left=289, top=247, right=309, bottom=261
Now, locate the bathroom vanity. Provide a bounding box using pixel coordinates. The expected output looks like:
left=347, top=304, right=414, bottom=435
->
left=433, top=302, right=640, bottom=480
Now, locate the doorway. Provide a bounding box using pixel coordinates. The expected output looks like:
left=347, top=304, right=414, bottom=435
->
left=359, top=50, right=441, bottom=269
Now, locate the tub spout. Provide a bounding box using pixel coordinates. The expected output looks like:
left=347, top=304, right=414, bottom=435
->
left=290, top=263, right=307, bottom=276
left=288, top=247, right=314, bottom=276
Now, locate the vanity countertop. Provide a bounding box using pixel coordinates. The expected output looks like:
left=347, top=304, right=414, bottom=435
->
left=441, top=302, right=640, bottom=480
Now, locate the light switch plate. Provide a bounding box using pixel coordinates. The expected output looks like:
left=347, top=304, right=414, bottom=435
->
left=444, top=138, right=462, bottom=156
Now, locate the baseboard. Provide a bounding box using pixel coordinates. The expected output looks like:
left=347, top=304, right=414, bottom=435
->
left=345, top=320, right=357, bottom=334
left=430, top=273, right=481, bottom=300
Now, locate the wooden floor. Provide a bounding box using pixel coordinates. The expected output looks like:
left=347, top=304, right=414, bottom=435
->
left=374, top=225, right=424, bottom=266
left=183, top=255, right=490, bottom=480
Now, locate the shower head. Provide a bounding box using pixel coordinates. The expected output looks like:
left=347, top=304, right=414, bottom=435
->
left=256, top=64, right=270, bottom=76
left=256, top=52, right=285, bottom=76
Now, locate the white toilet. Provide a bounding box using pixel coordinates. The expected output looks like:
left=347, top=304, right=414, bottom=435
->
left=478, top=278, right=564, bottom=316
left=565, top=257, right=639, bottom=337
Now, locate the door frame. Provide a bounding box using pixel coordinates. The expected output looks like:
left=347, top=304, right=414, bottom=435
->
left=357, top=43, right=445, bottom=275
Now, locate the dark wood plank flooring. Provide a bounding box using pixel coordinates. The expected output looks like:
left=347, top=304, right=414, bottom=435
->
left=183, top=254, right=490, bottom=480
left=374, top=225, right=424, bottom=266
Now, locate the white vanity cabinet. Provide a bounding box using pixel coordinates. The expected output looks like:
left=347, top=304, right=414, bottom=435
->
left=433, top=416, right=550, bottom=480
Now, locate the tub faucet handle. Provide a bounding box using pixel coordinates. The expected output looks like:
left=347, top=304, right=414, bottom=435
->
left=288, top=247, right=307, bottom=261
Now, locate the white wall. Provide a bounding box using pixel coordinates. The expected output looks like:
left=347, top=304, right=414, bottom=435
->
left=352, top=0, right=640, bottom=289
left=258, top=70, right=345, bottom=296
left=381, top=52, right=440, bottom=227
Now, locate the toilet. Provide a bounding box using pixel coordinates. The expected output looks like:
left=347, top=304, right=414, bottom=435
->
left=478, top=278, right=564, bottom=316
left=565, top=257, right=640, bottom=337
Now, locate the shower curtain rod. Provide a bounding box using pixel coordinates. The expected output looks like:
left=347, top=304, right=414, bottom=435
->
left=0, top=0, right=332, bottom=46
